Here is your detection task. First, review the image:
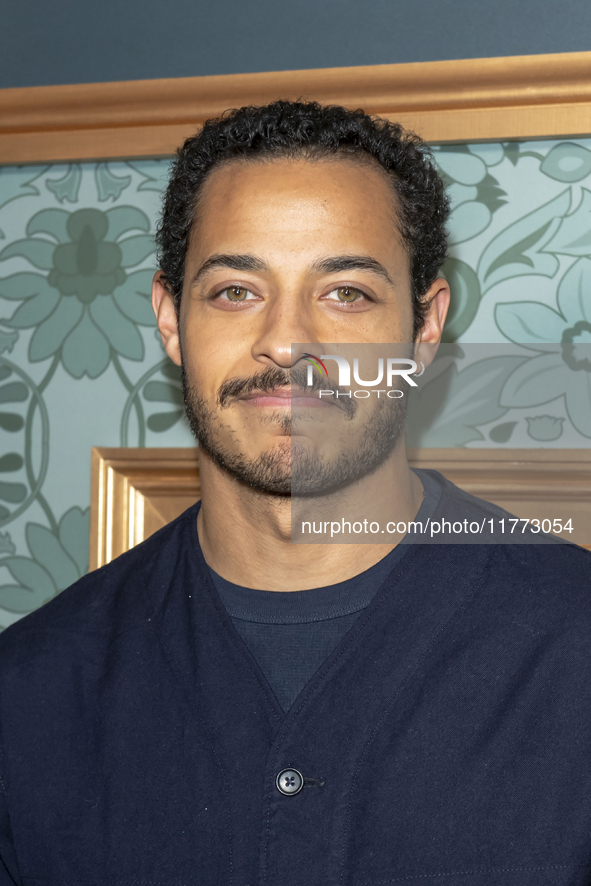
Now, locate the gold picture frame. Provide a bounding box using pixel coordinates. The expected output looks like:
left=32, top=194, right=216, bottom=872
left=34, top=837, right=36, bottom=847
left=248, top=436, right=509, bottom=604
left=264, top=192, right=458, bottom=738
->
left=90, top=447, right=591, bottom=570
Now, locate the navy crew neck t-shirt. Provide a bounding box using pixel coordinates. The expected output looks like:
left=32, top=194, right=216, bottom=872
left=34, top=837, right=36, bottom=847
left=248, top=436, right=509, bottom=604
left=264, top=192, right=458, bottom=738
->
left=209, top=469, right=441, bottom=711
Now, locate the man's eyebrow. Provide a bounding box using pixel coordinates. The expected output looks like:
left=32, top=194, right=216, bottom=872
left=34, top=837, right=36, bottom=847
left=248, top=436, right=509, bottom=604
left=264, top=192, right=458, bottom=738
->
left=191, top=253, right=396, bottom=287
left=312, top=256, right=395, bottom=287
left=192, top=254, right=268, bottom=284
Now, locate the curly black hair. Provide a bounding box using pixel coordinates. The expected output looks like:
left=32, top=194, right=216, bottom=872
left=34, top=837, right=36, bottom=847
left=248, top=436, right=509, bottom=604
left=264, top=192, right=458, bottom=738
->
left=156, top=100, right=449, bottom=336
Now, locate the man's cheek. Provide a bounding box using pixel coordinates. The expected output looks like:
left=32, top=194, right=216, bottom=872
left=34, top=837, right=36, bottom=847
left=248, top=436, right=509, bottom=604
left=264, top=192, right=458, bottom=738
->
left=186, top=361, right=221, bottom=403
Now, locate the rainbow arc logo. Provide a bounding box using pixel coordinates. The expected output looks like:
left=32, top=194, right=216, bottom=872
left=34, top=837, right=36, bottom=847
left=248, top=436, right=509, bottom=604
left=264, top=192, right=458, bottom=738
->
left=302, top=353, right=329, bottom=378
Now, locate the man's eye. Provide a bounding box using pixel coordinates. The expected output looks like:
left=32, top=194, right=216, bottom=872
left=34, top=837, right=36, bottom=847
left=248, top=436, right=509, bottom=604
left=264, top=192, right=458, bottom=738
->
left=219, top=286, right=256, bottom=302
left=325, top=286, right=365, bottom=303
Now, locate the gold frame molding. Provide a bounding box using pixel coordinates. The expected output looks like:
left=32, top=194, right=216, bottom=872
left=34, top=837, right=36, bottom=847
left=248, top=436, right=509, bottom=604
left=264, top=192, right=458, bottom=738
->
left=2, top=51, right=591, bottom=164
left=90, top=447, right=591, bottom=570
left=90, top=447, right=200, bottom=571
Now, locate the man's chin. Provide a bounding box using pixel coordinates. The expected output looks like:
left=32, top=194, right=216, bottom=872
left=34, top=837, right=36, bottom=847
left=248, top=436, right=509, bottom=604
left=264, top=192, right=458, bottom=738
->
left=199, top=438, right=293, bottom=496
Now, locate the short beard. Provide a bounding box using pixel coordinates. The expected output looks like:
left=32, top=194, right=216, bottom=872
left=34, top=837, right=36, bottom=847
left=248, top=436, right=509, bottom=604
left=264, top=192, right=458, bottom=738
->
left=181, top=362, right=407, bottom=497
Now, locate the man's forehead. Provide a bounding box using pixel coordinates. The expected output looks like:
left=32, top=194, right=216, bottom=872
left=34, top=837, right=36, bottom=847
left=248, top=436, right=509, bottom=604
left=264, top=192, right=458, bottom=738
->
left=198, top=152, right=395, bottom=199
left=187, top=155, right=405, bottom=268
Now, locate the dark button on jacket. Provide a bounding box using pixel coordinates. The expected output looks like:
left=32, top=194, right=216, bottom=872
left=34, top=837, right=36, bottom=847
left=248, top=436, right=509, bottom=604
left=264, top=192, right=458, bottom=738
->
left=1, top=487, right=591, bottom=886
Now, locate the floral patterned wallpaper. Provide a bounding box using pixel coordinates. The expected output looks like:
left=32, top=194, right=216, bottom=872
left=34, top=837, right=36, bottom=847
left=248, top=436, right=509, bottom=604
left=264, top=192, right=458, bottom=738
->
left=1, top=138, right=591, bottom=626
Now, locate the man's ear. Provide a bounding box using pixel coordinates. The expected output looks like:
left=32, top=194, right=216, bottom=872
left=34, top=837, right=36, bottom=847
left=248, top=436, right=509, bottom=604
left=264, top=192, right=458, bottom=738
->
left=152, top=271, right=182, bottom=367
left=414, top=276, right=451, bottom=370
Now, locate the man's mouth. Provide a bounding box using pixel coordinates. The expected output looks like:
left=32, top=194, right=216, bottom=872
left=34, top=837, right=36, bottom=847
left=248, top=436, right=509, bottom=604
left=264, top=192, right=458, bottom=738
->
left=217, top=366, right=357, bottom=418
left=239, top=387, right=332, bottom=408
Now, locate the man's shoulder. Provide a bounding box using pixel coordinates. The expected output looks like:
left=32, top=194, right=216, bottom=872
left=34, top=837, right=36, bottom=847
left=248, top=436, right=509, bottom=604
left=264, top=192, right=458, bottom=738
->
left=422, top=467, right=590, bottom=545
left=422, top=467, right=561, bottom=525
left=0, top=502, right=201, bottom=669
left=414, top=469, right=591, bottom=614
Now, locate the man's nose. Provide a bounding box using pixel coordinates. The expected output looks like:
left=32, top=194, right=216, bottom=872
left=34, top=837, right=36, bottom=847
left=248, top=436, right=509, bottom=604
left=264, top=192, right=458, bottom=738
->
left=251, top=297, right=320, bottom=370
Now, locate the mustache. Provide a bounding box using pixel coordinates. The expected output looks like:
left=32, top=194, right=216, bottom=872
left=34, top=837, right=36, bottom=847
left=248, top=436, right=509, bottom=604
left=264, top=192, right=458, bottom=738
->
left=217, top=364, right=357, bottom=418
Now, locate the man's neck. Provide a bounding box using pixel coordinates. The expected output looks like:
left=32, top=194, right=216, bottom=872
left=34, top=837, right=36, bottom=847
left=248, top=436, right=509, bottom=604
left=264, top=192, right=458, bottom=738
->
left=196, top=444, right=423, bottom=591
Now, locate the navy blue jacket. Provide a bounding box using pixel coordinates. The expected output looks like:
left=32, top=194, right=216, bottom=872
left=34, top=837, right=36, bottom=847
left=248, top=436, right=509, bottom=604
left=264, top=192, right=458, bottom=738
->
left=1, top=477, right=591, bottom=886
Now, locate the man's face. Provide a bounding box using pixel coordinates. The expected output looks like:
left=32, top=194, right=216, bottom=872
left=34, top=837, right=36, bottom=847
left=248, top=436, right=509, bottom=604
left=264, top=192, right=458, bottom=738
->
left=154, top=157, right=445, bottom=494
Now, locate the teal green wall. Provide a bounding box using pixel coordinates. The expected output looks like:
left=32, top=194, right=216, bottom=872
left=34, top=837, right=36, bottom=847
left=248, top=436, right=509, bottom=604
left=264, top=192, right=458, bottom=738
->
left=1, top=139, right=591, bottom=626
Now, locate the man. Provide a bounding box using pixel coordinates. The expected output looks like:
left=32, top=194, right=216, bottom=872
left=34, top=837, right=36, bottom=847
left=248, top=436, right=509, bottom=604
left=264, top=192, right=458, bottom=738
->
left=0, top=101, right=590, bottom=886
